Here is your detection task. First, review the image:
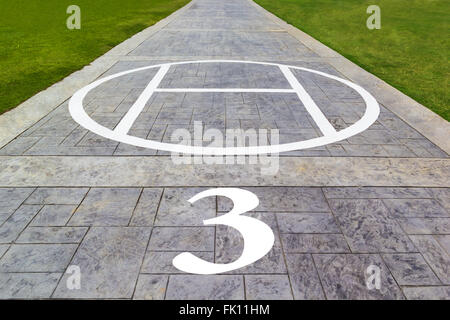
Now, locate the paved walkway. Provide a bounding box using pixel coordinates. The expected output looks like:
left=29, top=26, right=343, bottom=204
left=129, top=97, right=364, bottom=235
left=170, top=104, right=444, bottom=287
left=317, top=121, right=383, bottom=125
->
left=0, top=0, right=449, bottom=299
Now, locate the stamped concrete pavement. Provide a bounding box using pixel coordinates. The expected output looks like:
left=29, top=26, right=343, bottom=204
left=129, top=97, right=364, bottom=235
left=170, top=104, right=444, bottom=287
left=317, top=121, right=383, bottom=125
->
left=0, top=0, right=449, bottom=299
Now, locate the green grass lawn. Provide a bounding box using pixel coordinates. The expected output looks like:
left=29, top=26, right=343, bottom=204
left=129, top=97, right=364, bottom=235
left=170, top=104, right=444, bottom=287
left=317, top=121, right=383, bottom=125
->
left=0, top=0, right=189, bottom=115
left=255, top=0, right=449, bottom=120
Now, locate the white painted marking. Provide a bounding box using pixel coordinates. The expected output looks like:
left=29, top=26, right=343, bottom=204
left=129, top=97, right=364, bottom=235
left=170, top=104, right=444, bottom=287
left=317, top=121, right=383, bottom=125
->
left=114, top=64, right=169, bottom=135
left=279, top=65, right=336, bottom=136
left=69, top=60, right=380, bottom=155
left=173, top=188, right=274, bottom=274
left=155, top=88, right=295, bottom=93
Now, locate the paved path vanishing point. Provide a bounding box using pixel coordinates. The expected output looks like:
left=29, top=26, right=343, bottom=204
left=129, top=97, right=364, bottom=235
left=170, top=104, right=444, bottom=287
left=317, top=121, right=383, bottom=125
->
left=0, top=0, right=449, bottom=299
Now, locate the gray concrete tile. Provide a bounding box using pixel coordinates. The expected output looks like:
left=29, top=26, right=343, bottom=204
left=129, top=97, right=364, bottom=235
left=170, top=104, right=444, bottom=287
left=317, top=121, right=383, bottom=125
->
left=29, top=117, right=78, bottom=137
left=435, top=235, right=450, bottom=253
left=341, top=144, right=389, bottom=157
left=69, top=188, right=141, bottom=226
left=403, top=286, right=450, bottom=300
left=30, top=204, right=77, bottom=226
left=133, top=275, right=168, bottom=300
left=166, top=275, right=244, bottom=300
left=53, top=227, right=151, bottom=298
left=314, top=254, right=404, bottom=300
left=414, top=140, right=448, bottom=158
left=399, top=138, right=447, bottom=158
left=382, top=145, right=416, bottom=157
left=398, top=139, right=433, bottom=157
left=285, top=253, right=325, bottom=300
left=114, top=143, right=157, bottom=156
left=25, top=133, right=70, bottom=147
left=328, top=117, right=347, bottom=130
left=148, top=227, right=214, bottom=251
left=278, top=129, right=319, bottom=144
left=347, top=130, right=399, bottom=145
left=129, top=188, right=163, bottom=226
left=382, top=253, right=441, bottom=285
left=218, top=187, right=329, bottom=212
left=245, top=275, right=293, bottom=300
left=24, top=145, right=116, bottom=156
left=166, top=15, right=281, bottom=31
left=16, top=227, right=88, bottom=243
left=427, top=188, right=450, bottom=211
left=0, top=273, right=61, bottom=299
left=396, top=218, right=450, bottom=235
left=215, top=212, right=287, bottom=274
left=383, top=199, right=448, bottom=218
left=410, top=235, right=450, bottom=284
left=377, top=114, right=423, bottom=139
left=0, top=211, right=12, bottom=229
left=86, top=96, right=125, bottom=112
left=76, top=132, right=120, bottom=148
left=0, top=188, right=35, bottom=219
left=323, top=187, right=432, bottom=199
left=276, top=212, right=340, bottom=233
left=0, top=244, right=77, bottom=272
left=281, top=234, right=349, bottom=253
left=60, top=126, right=88, bottom=147
left=326, top=144, right=348, bottom=156
left=25, top=188, right=88, bottom=205
left=0, top=137, right=41, bottom=155
left=282, top=148, right=330, bottom=157
left=329, top=199, right=416, bottom=253
left=131, top=29, right=317, bottom=58
left=155, top=188, right=216, bottom=226
left=0, top=205, right=42, bottom=243
left=18, top=112, right=54, bottom=137
left=0, top=244, right=9, bottom=258
left=141, top=251, right=214, bottom=274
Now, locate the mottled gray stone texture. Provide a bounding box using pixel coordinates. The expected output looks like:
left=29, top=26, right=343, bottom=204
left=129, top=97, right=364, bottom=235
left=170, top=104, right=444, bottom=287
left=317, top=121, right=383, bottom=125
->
left=0, top=0, right=448, bottom=300
left=52, top=227, right=151, bottom=299
left=166, top=275, right=245, bottom=300
left=0, top=186, right=447, bottom=299
left=314, top=254, right=404, bottom=300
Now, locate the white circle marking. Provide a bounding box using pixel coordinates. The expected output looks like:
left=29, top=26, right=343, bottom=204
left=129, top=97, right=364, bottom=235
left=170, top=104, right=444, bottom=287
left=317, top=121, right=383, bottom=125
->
left=69, top=60, right=380, bottom=155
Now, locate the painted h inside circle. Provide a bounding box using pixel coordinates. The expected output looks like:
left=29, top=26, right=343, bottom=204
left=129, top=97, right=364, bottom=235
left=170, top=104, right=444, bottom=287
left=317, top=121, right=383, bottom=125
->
left=113, top=62, right=336, bottom=137
left=114, top=64, right=170, bottom=135
left=69, top=60, right=380, bottom=155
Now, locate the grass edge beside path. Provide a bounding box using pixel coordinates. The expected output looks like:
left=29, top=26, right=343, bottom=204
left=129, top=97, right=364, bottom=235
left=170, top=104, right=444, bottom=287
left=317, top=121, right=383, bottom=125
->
left=0, top=0, right=190, bottom=115
left=254, top=0, right=449, bottom=121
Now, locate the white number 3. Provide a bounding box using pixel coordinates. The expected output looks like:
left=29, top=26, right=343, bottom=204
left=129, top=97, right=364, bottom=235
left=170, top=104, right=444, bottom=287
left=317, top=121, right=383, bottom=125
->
left=172, top=188, right=275, bottom=274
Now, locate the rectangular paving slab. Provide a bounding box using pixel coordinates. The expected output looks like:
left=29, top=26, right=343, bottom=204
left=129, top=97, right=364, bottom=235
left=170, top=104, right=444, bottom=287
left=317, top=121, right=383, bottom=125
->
left=0, top=186, right=447, bottom=299
left=52, top=227, right=151, bottom=299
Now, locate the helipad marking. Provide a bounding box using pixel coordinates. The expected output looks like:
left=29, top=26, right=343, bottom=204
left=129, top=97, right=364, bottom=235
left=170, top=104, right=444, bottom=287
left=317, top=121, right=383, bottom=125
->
left=69, top=60, right=380, bottom=155
left=279, top=65, right=337, bottom=136
left=154, top=88, right=295, bottom=93
left=114, top=64, right=170, bottom=135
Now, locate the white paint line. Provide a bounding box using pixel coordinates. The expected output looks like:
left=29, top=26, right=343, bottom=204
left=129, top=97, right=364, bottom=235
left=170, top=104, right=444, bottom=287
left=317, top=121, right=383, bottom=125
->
left=114, top=64, right=170, bottom=135
left=279, top=65, right=337, bottom=136
left=69, top=60, right=380, bottom=155
left=155, top=88, right=295, bottom=93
